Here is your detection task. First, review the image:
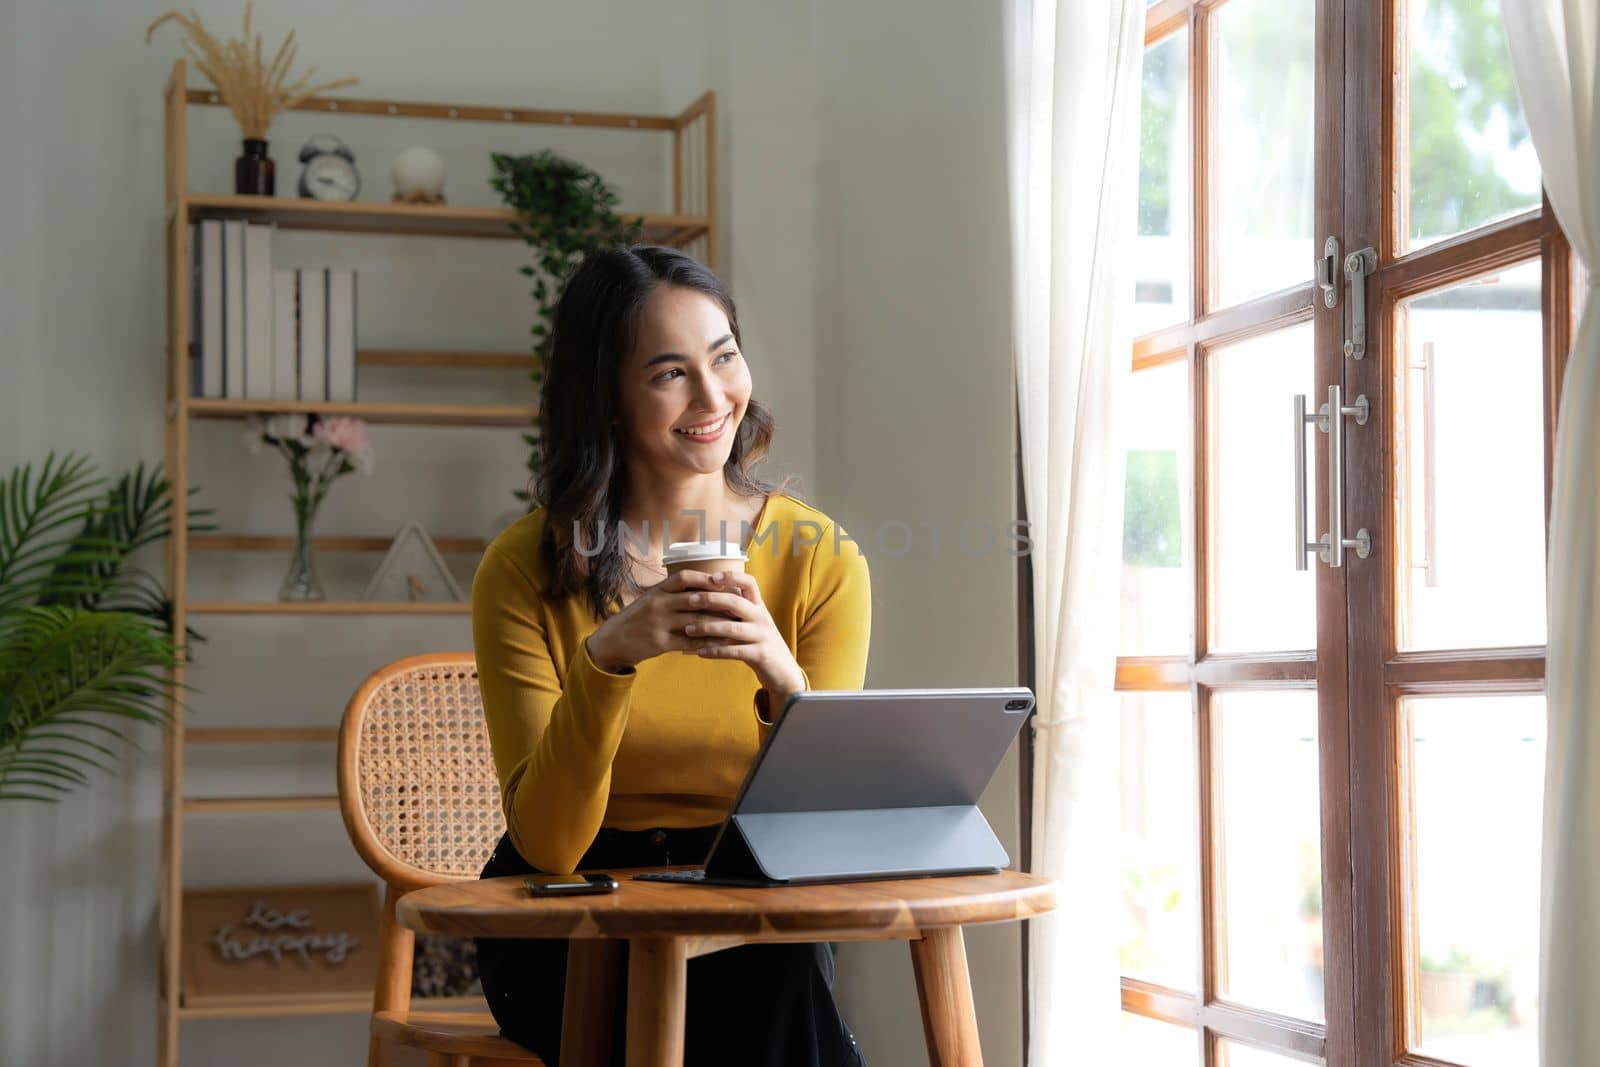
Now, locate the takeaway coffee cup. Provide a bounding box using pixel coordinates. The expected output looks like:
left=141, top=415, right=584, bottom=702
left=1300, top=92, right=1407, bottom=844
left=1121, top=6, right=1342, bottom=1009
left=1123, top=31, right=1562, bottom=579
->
left=664, top=540, right=747, bottom=619
left=662, top=539, right=747, bottom=577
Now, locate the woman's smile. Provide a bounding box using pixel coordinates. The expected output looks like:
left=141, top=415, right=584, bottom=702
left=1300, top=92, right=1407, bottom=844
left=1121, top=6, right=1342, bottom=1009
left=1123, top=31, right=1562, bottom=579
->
left=673, top=412, right=732, bottom=443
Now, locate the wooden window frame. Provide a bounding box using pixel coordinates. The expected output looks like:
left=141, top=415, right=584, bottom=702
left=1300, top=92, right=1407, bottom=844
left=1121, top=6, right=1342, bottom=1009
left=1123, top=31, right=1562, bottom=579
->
left=1043, top=2, right=1579, bottom=1066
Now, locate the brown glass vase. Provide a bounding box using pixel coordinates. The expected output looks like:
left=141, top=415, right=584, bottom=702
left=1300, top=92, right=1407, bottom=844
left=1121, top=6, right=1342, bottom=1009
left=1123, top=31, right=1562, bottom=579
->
left=235, top=138, right=275, bottom=196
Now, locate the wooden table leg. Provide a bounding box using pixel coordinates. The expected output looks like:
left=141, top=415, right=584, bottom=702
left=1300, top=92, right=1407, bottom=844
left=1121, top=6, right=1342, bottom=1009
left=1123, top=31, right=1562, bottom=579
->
left=625, top=937, right=688, bottom=1067
left=909, top=926, right=984, bottom=1067
left=562, top=939, right=625, bottom=1067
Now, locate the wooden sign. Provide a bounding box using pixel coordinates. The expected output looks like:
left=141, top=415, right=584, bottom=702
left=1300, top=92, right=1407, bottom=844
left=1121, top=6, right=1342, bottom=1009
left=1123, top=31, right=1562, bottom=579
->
left=181, top=883, right=380, bottom=1005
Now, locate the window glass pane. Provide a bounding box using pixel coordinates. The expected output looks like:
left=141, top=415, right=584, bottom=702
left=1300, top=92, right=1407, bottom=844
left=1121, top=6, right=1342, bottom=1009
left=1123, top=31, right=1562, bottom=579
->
left=1121, top=691, right=1198, bottom=989
left=1122, top=1012, right=1200, bottom=1065
left=1208, top=324, right=1315, bottom=653
left=1213, top=0, right=1315, bottom=309
left=1403, top=0, right=1542, bottom=251
left=1136, top=29, right=1192, bottom=335
left=1405, top=694, right=1543, bottom=1064
left=1217, top=1038, right=1323, bottom=1066
left=1121, top=360, right=1192, bottom=655
left=1213, top=690, right=1324, bottom=1022
left=1397, top=259, right=1545, bottom=650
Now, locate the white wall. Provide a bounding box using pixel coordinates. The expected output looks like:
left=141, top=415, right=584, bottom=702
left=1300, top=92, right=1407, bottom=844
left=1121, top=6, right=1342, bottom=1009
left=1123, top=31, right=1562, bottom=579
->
left=0, top=1, right=1026, bottom=1064
left=805, top=3, right=1026, bottom=1065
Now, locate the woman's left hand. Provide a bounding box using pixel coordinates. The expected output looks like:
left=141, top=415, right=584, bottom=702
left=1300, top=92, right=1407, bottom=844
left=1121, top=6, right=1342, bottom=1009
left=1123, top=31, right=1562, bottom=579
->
left=683, top=571, right=805, bottom=696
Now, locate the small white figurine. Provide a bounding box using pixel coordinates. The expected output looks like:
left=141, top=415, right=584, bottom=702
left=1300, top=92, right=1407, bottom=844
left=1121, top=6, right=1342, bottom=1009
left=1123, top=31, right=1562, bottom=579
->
left=391, top=145, right=447, bottom=204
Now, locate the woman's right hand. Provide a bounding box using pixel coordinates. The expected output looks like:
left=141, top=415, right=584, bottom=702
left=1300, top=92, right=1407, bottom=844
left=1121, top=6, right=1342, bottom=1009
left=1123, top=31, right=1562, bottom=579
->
left=584, top=568, right=731, bottom=674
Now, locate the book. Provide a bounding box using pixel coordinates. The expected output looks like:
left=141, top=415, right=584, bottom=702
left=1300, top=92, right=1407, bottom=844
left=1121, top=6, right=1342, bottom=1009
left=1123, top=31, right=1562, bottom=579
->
left=221, top=220, right=246, bottom=398
left=196, top=220, right=223, bottom=398
left=188, top=223, right=200, bottom=396
left=326, top=268, right=357, bottom=403
left=297, top=268, right=327, bottom=402
left=242, top=223, right=274, bottom=399
left=271, top=269, right=298, bottom=400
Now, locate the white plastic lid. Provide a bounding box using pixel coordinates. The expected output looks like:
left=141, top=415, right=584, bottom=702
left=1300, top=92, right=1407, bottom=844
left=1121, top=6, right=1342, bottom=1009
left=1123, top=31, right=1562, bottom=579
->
left=662, top=539, right=747, bottom=565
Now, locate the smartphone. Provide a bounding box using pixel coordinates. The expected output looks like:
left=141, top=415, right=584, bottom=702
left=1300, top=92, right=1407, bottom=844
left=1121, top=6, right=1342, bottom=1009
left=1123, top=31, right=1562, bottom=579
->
left=523, top=873, right=620, bottom=896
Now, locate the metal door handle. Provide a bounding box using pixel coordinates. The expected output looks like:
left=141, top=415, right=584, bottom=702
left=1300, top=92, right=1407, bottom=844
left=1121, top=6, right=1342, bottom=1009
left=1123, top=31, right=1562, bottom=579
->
left=1294, top=385, right=1373, bottom=570
left=1324, top=384, right=1372, bottom=567
left=1405, top=341, right=1438, bottom=585
left=1294, top=393, right=1323, bottom=570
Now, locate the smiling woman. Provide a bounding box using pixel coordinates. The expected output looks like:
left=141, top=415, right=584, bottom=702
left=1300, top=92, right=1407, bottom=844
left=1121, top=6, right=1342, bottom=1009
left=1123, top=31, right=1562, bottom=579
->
left=531, top=247, right=785, bottom=619
left=470, top=245, right=872, bottom=1066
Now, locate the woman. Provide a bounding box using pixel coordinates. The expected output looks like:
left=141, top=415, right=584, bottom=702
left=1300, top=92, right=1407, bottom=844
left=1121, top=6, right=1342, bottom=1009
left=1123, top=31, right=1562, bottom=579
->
left=472, top=244, right=871, bottom=1066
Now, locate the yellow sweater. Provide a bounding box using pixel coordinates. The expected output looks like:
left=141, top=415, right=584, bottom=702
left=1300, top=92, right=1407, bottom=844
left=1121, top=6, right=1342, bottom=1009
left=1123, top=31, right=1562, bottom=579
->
left=471, top=492, right=871, bottom=874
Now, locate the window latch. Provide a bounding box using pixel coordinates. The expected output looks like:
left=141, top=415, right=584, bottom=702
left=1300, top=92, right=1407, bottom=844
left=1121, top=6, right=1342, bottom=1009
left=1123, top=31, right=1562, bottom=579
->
left=1343, top=247, right=1377, bottom=359
left=1317, top=236, right=1340, bottom=308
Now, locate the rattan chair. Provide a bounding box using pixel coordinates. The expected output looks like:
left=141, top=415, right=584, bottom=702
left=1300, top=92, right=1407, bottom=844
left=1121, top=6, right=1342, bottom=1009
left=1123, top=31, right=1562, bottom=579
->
left=338, top=652, right=621, bottom=1067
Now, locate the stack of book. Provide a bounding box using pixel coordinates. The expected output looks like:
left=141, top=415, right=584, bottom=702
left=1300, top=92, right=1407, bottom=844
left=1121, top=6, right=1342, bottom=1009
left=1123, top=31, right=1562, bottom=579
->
left=190, top=219, right=358, bottom=402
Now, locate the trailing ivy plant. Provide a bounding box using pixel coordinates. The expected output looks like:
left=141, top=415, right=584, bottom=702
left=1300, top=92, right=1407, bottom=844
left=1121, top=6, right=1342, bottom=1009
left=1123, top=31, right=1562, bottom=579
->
left=0, top=453, right=212, bottom=802
left=489, top=149, right=646, bottom=505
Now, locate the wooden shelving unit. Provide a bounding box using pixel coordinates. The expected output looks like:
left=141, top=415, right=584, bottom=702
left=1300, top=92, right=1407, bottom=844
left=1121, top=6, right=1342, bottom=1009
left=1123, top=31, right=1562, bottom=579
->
left=178, top=992, right=371, bottom=1021
left=182, top=795, right=342, bottom=814
left=186, top=397, right=539, bottom=427
left=185, top=600, right=472, bottom=615
left=185, top=727, right=340, bottom=744
left=158, top=58, right=718, bottom=1065
left=357, top=348, right=538, bottom=370
left=191, top=533, right=487, bottom=553
left=184, top=192, right=708, bottom=244
left=177, top=992, right=489, bottom=1021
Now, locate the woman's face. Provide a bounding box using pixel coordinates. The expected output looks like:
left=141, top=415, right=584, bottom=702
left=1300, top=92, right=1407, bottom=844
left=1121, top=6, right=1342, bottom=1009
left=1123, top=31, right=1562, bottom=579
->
left=615, top=284, right=752, bottom=480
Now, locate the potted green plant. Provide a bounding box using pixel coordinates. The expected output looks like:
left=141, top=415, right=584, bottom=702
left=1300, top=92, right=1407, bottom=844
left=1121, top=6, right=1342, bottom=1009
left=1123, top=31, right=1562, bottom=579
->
left=0, top=454, right=211, bottom=801
left=489, top=149, right=646, bottom=505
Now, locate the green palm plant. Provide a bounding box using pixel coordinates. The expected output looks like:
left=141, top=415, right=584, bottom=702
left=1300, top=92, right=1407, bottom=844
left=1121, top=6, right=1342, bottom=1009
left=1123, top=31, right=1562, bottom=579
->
left=0, top=453, right=210, bottom=802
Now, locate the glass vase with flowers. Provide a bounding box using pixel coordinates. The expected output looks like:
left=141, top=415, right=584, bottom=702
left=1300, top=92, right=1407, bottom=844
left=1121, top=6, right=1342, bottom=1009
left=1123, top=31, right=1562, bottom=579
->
left=246, top=413, right=374, bottom=601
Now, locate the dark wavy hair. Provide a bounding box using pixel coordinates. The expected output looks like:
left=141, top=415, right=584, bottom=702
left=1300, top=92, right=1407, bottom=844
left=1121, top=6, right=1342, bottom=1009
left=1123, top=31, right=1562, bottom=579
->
left=531, top=245, right=800, bottom=621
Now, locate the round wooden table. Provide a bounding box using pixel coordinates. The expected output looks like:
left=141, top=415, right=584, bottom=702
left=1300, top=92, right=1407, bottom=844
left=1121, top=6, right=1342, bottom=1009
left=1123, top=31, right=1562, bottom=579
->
left=398, top=867, right=1055, bottom=1067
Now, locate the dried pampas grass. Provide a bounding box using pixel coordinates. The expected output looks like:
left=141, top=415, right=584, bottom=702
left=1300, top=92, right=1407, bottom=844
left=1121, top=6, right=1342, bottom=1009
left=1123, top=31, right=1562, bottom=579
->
left=147, top=1, right=358, bottom=140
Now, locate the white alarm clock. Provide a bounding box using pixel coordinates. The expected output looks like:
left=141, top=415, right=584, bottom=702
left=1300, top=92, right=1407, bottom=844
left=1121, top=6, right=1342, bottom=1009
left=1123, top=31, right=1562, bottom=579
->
left=297, top=134, right=360, bottom=201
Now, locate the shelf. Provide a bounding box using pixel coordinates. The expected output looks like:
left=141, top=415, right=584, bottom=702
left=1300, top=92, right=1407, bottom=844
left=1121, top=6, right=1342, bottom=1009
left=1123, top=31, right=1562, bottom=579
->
left=182, top=795, right=340, bottom=814
left=177, top=991, right=487, bottom=1021
left=358, top=349, right=539, bottom=371
left=186, top=398, right=536, bottom=427
left=191, top=534, right=487, bottom=554
left=186, top=601, right=469, bottom=616
left=184, top=192, right=708, bottom=244
left=187, top=85, right=687, bottom=132
left=185, top=345, right=538, bottom=371
left=179, top=991, right=370, bottom=1020
left=186, top=727, right=339, bottom=744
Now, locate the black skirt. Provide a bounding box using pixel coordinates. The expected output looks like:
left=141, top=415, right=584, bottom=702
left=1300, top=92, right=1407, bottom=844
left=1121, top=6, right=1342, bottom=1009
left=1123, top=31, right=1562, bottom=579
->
left=476, top=826, right=867, bottom=1067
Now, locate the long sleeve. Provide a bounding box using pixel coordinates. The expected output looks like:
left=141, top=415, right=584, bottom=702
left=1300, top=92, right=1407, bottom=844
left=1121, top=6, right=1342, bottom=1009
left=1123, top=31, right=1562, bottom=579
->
left=472, top=542, right=636, bottom=874
left=754, top=519, right=872, bottom=740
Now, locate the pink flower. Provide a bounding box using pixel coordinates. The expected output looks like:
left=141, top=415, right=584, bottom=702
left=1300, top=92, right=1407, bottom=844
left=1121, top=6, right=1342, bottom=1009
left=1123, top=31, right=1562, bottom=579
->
left=312, top=416, right=375, bottom=475
left=315, top=416, right=368, bottom=455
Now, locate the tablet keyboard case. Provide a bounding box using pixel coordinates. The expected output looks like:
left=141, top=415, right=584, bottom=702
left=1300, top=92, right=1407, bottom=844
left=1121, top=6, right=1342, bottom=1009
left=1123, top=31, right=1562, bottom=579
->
left=697, top=687, right=1033, bottom=886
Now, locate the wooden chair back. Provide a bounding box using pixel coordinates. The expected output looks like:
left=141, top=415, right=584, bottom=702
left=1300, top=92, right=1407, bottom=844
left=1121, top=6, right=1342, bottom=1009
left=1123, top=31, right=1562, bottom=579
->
left=337, top=651, right=510, bottom=1062
left=339, top=651, right=505, bottom=890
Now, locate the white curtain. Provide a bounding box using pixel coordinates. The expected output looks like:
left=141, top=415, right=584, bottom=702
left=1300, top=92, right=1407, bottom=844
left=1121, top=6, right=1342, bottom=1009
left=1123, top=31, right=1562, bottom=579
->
left=1003, top=0, right=1144, bottom=1062
left=1503, top=4, right=1599, bottom=1064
